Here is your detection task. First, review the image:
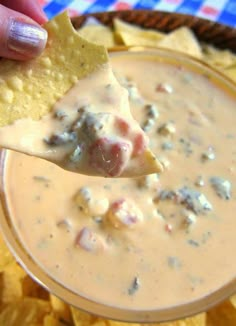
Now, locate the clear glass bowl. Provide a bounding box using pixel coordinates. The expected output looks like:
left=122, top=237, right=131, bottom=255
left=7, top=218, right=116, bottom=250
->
left=0, top=48, right=235, bottom=323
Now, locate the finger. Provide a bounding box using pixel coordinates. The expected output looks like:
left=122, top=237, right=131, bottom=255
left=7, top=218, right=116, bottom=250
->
left=0, top=0, right=47, bottom=24
left=0, top=4, right=47, bottom=60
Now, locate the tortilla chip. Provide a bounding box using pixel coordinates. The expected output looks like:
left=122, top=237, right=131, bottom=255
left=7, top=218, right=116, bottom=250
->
left=77, top=24, right=116, bottom=48
left=121, top=148, right=163, bottom=177
left=44, top=314, right=61, bottom=326
left=230, top=294, right=236, bottom=308
left=0, top=234, right=14, bottom=272
left=157, top=27, right=202, bottom=59
left=50, top=294, right=72, bottom=324
left=0, top=13, right=161, bottom=178
left=92, top=321, right=108, bottom=326
left=207, top=300, right=236, bottom=326
left=202, top=44, right=236, bottom=69
left=107, top=321, right=139, bottom=326
left=0, top=11, right=108, bottom=127
left=0, top=261, right=26, bottom=304
left=223, top=67, right=236, bottom=83
left=115, top=30, right=162, bottom=47
left=70, top=307, right=98, bottom=326
left=114, top=19, right=164, bottom=45
left=22, top=275, right=49, bottom=300
left=114, top=18, right=163, bottom=47
left=0, top=298, right=50, bottom=326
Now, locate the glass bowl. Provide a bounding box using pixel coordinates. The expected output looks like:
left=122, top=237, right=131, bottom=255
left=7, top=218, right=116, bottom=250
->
left=0, top=47, right=235, bottom=323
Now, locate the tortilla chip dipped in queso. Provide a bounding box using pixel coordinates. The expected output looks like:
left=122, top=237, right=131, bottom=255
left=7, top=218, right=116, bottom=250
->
left=0, top=12, right=162, bottom=178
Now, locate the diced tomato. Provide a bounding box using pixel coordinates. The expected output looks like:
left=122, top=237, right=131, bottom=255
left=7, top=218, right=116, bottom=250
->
left=133, top=133, right=146, bottom=156
left=110, top=198, right=125, bottom=210
left=108, top=198, right=143, bottom=228
left=156, top=83, right=173, bottom=93
left=89, top=137, right=131, bottom=177
left=115, top=117, right=130, bottom=136
left=165, top=223, right=173, bottom=234
left=75, top=227, right=105, bottom=252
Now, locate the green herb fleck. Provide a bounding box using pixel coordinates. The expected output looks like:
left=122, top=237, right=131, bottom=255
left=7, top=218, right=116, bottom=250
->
left=167, top=256, right=182, bottom=270
left=128, top=277, right=140, bottom=295
left=37, top=238, right=48, bottom=249
left=178, top=187, right=212, bottom=215
left=187, top=239, right=200, bottom=247
left=201, top=231, right=212, bottom=244
left=145, top=104, right=159, bottom=119
left=210, top=177, right=231, bottom=200
left=201, top=147, right=215, bottom=161
left=195, top=176, right=205, bottom=187
left=161, top=141, right=174, bottom=150
left=33, top=176, right=50, bottom=183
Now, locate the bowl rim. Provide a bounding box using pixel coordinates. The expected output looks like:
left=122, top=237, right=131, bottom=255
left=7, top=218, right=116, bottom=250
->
left=110, top=45, right=236, bottom=85
left=0, top=47, right=236, bottom=323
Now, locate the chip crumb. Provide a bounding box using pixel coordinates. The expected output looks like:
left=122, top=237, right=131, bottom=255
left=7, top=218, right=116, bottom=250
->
left=128, top=276, right=140, bottom=295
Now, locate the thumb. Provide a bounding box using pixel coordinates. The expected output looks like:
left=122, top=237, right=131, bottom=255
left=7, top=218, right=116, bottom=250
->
left=0, top=4, right=47, bottom=60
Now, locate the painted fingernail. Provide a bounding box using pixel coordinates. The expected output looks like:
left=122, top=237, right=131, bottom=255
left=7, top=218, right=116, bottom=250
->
left=8, top=20, right=48, bottom=58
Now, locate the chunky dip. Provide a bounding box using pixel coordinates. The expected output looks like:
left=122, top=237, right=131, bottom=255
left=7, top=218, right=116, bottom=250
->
left=0, top=62, right=161, bottom=178
left=3, top=51, right=236, bottom=310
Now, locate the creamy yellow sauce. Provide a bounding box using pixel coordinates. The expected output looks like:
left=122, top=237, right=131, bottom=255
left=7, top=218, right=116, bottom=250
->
left=3, top=52, right=236, bottom=310
left=0, top=63, right=161, bottom=177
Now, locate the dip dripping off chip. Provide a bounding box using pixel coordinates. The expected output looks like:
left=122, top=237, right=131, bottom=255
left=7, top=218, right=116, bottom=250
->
left=0, top=12, right=162, bottom=177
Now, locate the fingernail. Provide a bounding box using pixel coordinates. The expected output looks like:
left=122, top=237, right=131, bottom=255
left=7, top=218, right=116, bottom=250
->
left=8, top=20, right=48, bottom=58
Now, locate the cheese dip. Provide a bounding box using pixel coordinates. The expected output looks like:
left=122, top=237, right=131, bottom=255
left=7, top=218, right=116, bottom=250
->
left=0, top=63, right=161, bottom=178
left=3, top=51, right=236, bottom=311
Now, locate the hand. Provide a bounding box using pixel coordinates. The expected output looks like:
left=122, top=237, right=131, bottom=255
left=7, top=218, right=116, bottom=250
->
left=0, top=0, right=48, bottom=60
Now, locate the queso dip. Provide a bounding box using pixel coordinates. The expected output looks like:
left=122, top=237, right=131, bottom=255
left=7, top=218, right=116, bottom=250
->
left=3, top=51, right=236, bottom=310
left=0, top=63, right=161, bottom=178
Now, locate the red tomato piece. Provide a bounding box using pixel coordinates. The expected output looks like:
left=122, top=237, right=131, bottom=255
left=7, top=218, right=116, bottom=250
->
left=75, top=227, right=105, bottom=252
left=133, top=133, right=146, bottom=156
left=156, top=83, right=173, bottom=93
left=108, top=198, right=143, bottom=228
left=115, top=117, right=130, bottom=136
left=89, top=137, right=131, bottom=177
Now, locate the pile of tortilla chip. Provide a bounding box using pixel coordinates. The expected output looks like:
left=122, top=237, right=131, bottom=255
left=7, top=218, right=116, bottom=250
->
left=0, top=230, right=236, bottom=325
left=77, top=18, right=236, bottom=84
left=0, top=13, right=235, bottom=326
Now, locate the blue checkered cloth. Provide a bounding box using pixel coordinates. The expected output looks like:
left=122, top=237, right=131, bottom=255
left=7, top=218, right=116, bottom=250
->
left=42, top=0, right=236, bottom=27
